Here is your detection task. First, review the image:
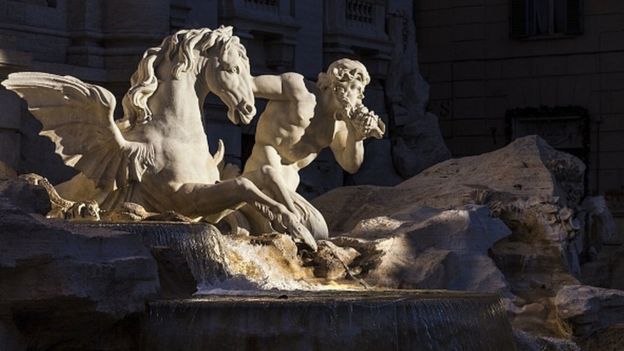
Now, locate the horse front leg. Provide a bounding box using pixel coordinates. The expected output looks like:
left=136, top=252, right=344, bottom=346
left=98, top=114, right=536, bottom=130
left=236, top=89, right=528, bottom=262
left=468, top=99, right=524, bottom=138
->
left=173, top=177, right=317, bottom=251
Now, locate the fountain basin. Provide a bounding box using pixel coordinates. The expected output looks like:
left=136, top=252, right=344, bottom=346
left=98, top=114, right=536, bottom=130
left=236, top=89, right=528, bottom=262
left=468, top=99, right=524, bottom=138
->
left=142, top=290, right=516, bottom=351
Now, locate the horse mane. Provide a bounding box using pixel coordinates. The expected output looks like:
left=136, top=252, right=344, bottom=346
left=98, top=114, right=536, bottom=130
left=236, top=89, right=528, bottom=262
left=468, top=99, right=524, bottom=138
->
left=121, top=26, right=243, bottom=127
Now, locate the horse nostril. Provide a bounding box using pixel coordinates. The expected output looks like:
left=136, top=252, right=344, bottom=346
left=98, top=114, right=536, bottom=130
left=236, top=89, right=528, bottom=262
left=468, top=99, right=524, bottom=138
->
left=244, top=104, right=255, bottom=114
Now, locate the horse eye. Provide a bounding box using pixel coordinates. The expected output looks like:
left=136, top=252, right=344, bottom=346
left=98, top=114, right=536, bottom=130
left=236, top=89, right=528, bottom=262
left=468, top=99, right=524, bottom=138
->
left=223, top=65, right=239, bottom=74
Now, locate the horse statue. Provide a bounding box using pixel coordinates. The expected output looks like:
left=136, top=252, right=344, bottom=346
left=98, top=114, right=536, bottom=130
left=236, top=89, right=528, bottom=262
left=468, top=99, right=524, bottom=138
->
left=2, top=26, right=317, bottom=250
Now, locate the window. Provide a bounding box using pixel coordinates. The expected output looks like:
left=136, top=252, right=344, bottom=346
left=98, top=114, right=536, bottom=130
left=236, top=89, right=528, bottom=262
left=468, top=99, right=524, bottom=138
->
left=510, top=0, right=583, bottom=38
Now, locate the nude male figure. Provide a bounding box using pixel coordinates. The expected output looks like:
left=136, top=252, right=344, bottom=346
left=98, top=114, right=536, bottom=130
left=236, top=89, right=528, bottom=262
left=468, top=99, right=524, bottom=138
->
left=241, top=59, right=385, bottom=241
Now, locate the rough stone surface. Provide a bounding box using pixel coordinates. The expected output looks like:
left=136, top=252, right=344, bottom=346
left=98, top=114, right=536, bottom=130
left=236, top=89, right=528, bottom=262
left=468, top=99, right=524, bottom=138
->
left=333, top=205, right=511, bottom=293
left=313, top=135, right=620, bottom=342
left=0, top=177, right=51, bottom=215
left=311, top=240, right=360, bottom=280
left=391, top=113, right=452, bottom=179
left=513, top=329, right=580, bottom=351
left=0, top=194, right=160, bottom=350
left=579, top=324, right=624, bottom=351
left=555, top=285, right=624, bottom=337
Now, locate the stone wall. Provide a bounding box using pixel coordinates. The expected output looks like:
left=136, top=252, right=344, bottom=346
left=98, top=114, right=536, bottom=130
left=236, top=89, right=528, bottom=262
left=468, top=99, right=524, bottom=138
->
left=416, top=0, right=624, bottom=231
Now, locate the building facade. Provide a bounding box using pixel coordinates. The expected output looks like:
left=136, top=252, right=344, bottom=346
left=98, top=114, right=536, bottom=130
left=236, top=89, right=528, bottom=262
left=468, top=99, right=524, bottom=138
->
left=416, top=0, right=624, bottom=222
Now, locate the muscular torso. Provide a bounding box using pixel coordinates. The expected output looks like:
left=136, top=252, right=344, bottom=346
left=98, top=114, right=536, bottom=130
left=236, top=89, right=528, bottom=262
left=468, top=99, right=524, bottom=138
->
left=254, top=85, right=336, bottom=169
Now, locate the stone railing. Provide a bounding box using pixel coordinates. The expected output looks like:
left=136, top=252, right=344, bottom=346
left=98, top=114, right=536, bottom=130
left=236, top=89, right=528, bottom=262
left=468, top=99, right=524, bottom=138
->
left=243, top=0, right=279, bottom=13
left=346, top=0, right=374, bottom=25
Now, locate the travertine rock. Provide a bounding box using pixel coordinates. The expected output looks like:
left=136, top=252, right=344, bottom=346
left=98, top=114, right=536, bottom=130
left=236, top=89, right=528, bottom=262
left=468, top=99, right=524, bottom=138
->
left=331, top=205, right=511, bottom=292
left=386, top=11, right=451, bottom=179
left=391, top=113, right=451, bottom=179
left=513, top=329, right=580, bottom=351
left=314, top=135, right=619, bottom=342
left=0, top=193, right=159, bottom=350
left=0, top=175, right=51, bottom=215
left=312, top=240, right=360, bottom=280
left=579, top=324, right=624, bottom=351
left=555, top=285, right=624, bottom=337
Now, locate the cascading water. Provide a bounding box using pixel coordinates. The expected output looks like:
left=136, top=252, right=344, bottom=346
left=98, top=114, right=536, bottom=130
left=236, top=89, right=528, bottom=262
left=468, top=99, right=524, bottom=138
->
left=141, top=291, right=517, bottom=351
left=80, top=222, right=232, bottom=289
left=78, top=221, right=320, bottom=292
left=76, top=222, right=518, bottom=350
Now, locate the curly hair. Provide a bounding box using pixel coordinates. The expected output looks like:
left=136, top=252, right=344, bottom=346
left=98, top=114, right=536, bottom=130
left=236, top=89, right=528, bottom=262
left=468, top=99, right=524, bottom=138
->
left=316, top=58, right=370, bottom=92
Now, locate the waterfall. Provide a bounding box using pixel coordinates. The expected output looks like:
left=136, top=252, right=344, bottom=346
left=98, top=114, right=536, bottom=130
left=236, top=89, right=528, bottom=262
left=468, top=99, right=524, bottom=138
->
left=142, top=291, right=516, bottom=351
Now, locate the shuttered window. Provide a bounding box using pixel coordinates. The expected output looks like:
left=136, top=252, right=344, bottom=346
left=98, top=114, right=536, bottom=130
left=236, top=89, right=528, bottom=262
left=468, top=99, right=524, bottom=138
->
left=510, top=0, right=583, bottom=38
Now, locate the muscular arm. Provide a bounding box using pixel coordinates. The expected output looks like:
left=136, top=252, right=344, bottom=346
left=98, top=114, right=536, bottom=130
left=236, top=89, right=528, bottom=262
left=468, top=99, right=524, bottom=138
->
left=252, top=73, right=315, bottom=103
left=330, top=120, right=364, bottom=174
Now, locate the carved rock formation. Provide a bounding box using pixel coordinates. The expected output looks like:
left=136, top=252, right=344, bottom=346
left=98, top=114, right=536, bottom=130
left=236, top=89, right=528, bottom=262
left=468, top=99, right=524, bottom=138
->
left=0, top=184, right=159, bottom=350
left=313, top=135, right=621, bottom=347
left=555, top=285, right=624, bottom=337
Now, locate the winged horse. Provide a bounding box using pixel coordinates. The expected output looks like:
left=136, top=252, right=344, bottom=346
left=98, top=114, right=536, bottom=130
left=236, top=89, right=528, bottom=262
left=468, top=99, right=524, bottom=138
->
left=2, top=26, right=317, bottom=250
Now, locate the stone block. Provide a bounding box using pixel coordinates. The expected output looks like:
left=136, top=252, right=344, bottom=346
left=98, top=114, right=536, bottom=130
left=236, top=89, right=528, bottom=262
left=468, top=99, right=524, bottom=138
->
left=484, top=4, right=507, bottom=23
left=600, top=72, right=624, bottom=91
left=556, top=76, right=579, bottom=104
left=453, top=97, right=484, bottom=118
left=600, top=31, right=624, bottom=51
left=421, top=62, right=452, bottom=82
left=485, top=60, right=503, bottom=79
left=452, top=23, right=485, bottom=42
left=452, top=6, right=485, bottom=24
left=484, top=22, right=509, bottom=43
left=418, top=26, right=453, bottom=47
left=420, top=45, right=454, bottom=63
left=502, top=58, right=534, bottom=78
left=453, top=80, right=484, bottom=98
left=484, top=97, right=509, bottom=119
left=533, top=56, right=567, bottom=76
left=537, top=77, right=558, bottom=106
left=485, top=79, right=508, bottom=97
left=584, top=13, right=623, bottom=34
left=597, top=130, right=624, bottom=152
left=567, top=54, right=598, bottom=74
left=453, top=40, right=486, bottom=60
left=452, top=61, right=484, bottom=80
left=600, top=114, right=624, bottom=132
left=416, top=8, right=453, bottom=28
left=429, top=82, right=452, bottom=99
left=452, top=118, right=492, bottom=136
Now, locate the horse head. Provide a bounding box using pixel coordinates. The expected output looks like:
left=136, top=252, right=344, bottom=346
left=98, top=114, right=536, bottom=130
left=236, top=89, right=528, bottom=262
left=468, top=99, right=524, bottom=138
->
left=121, top=26, right=256, bottom=127
left=201, top=27, right=256, bottom=125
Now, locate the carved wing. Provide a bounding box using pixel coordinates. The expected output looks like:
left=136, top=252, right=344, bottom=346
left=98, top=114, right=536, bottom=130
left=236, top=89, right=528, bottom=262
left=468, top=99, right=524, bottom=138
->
left=2, top=72, right=153, bottom=192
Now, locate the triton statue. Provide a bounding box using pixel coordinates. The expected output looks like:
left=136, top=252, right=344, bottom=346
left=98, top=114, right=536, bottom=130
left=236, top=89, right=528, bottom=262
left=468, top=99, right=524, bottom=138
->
left=238, top=59, right=385, bottom=239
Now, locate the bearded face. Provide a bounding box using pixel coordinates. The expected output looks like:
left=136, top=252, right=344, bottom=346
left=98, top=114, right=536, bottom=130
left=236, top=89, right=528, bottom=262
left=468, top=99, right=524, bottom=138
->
left=332, top=78, right=365, bottom=121
left=331, top=77, right=385, bottom=140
